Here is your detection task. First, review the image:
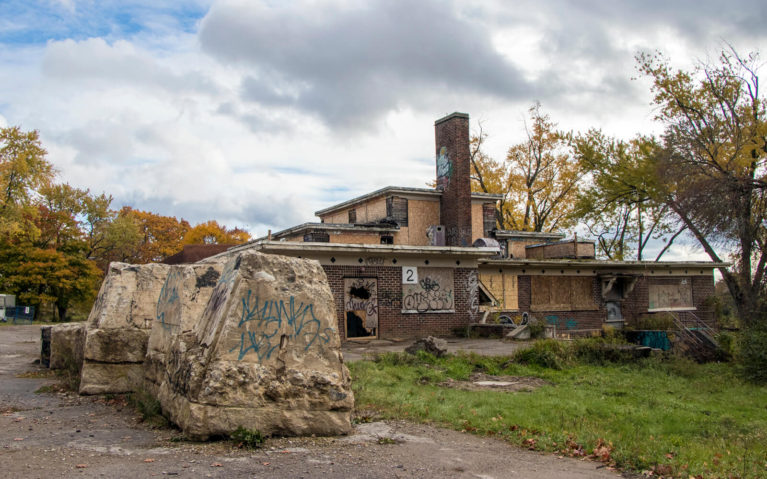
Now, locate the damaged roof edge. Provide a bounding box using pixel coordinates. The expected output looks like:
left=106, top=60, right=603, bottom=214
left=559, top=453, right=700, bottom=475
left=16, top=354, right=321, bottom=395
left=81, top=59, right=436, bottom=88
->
left=479, top=258, right=731, bottom=269
left=313, top=186, right=503, bottom=217
left=223, top=240, right=501, bottom=258
left=250, top=222, right=400, bottom=243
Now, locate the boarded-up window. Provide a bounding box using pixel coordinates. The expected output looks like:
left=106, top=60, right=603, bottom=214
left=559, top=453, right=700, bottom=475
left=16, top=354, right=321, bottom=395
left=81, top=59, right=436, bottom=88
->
left=402, top=267, right=454, bottom=312
left=648, top=281, right=694, bottom=311
left=531, top=276, right=597, bottom=312
left=386, top=196, right=408, bottom=226
left=479, top=272, right=518, bottom=310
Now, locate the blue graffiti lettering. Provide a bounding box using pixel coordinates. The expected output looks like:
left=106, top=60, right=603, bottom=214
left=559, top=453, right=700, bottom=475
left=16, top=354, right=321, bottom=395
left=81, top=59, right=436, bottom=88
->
left=230, top=290, right=334, bottom=361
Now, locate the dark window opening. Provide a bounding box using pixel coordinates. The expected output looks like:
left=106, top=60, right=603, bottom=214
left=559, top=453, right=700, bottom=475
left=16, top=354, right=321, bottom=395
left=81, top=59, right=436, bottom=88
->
left=386, top=196, right=408, bottom=226
left=482, top=203, right=496, bottom=236
left=303, top=232, right=330, bottom=242
left=380, top=235, right=394, bottom=244
left=348, top=209, right=357, bottom=224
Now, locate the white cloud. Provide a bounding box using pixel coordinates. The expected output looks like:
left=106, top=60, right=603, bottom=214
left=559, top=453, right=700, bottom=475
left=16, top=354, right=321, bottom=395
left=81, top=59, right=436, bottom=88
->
left=0, top=0, right=765, bottom=245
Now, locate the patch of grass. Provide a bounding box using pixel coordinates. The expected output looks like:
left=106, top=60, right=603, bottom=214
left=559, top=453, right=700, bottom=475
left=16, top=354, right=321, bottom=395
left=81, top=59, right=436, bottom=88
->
left=34, top=383, right=65, bottom=394
left=350, top=347, right=767, bottom=478
left=230, top=426, right=265, bottom=449
left=127, top=389, right=169, bottom=428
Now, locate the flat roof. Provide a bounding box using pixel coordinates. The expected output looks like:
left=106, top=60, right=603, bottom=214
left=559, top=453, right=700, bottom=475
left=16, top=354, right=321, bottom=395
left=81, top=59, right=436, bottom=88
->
left=494, top=230, right=566, bottom=240
left=314, top=186, right=503, bottom=217
left=225, top=240, right=501, bottom=258
left=479, top=258, right=729, bottom=270
left=255, top=222, right=399, bottom=242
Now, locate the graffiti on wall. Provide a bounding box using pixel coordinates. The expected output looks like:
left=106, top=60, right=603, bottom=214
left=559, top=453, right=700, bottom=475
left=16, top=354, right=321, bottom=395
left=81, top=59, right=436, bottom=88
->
left=344, top=278, right=378, bottom=338
left=436, top=146, right=452, bottom=190
left=230, top=290, right=333, bottom=361
left=402, top=268, right=454, bottom=313
left=545, top=314, right=578, bottom=330
left=467, top=270, right=478, bottom=321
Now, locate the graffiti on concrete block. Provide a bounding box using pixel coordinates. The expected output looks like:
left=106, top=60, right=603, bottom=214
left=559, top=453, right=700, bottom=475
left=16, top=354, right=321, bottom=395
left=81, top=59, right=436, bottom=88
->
left=402, top=268, right=454, bottom=313
left=230, top=290, right=333, bottom=361
left=156, top=269, right=183, bottom=332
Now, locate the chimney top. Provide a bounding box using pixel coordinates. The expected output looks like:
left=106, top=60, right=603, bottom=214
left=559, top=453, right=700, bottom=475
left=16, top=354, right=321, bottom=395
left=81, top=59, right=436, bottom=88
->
left=434, top=112, right=469, bottom=126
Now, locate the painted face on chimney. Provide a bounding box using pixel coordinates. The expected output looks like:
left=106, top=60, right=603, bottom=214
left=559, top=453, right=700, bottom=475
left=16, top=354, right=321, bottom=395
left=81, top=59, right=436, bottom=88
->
left=436, top=146, right=451, bottom=190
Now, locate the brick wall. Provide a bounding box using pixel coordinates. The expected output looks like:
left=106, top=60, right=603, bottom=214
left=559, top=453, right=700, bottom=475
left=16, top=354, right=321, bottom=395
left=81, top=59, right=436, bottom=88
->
left=518, top=275, right=606, bottom=333
left=621, top=275, right=715, bottom=328
left=323, top=265, right=476, bottom=339
left=518, top=274, right=716, bottom=335
left=435, top=113, right=472, bottom=247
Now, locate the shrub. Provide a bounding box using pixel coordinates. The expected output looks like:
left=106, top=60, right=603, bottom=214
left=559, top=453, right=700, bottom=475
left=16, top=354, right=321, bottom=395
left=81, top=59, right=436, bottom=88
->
left=513, top=340, right=570, bottom=369
left=633, top=313, right=675, bottom=331
left=527, top=320, right=545, bottom=339
left=230, top=426, right=265, bottom=449
left=737, top=327, right=767, bottom=384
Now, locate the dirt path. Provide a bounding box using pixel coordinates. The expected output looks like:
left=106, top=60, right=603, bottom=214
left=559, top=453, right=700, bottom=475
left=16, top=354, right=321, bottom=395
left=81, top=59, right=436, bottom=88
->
left=0, top=325, right=624, bottom=478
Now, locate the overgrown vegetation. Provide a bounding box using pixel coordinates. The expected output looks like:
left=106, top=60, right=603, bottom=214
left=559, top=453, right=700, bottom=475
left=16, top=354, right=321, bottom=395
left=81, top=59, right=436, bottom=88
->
left=230, top=426, right=265, bottom=449
left=350, top=345, right=767, bottom=478
left=127, top=389, right=169, bottom=428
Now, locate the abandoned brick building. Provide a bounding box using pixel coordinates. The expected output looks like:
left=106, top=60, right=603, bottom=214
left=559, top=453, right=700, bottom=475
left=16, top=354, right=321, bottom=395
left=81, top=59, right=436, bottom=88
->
left=222, top=112, right=724, bottom=341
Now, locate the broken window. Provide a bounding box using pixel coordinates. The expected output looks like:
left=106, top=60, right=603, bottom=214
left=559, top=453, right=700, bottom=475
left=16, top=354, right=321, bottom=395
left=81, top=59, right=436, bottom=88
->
left=479, top=272, right=518, bottom=310
left=386, top=196, right=408, bottom=226
left=344, top=278, right=378, bottom=338
left=482, top=203, right=496, bottom=236
left=348, top=209, right=357, bottom=224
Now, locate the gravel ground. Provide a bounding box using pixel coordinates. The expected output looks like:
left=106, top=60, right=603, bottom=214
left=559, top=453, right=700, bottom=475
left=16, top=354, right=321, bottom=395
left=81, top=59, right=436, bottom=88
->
left=0, top=325, right=626, bottom=478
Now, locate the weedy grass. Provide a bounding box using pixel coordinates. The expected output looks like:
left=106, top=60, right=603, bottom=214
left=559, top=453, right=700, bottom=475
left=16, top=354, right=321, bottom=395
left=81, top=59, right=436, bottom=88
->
left=349, top=346, right=767, bottom=478
left=127, top=388, right=169, bottom=428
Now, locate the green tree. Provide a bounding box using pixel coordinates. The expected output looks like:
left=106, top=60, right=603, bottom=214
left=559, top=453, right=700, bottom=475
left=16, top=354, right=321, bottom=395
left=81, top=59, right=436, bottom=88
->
left=0, top=127, right=54, bottom=239
left=637, top=47, right=767, bottom=327
left=571, top=132, right=685, bottom=260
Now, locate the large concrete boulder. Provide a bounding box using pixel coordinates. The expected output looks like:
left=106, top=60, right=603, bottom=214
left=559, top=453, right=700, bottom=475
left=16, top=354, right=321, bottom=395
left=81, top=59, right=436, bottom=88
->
left=49, top=322, right=86, bottom=370
left=144, top=262, right=224, bottom=397
left=156, top=251, right=353, bottom=440
left=79, top=262, right=170, bottom=395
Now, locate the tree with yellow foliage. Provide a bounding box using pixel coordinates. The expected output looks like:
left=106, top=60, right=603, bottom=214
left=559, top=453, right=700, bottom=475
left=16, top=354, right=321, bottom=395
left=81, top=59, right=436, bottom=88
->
left=637, top=47, right=767, bottom=331
left=470, top=103, right=584, bottom=232
left=183, top=220, right=250, bottom=245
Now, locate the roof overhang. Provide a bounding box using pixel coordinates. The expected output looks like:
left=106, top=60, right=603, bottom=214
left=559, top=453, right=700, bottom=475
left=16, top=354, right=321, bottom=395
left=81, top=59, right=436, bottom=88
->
left=494, top=230, right=566, bottom=241
left=239, top=241, right=500, bottom=259
left=314, top=185, right=503, bottom=217
left=252, top=222, right=400, bottom=242
left=479, top=258, right=730, bottom=274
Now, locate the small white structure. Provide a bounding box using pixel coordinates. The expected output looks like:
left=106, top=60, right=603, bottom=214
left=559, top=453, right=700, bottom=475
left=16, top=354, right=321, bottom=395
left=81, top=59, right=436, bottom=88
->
left=0, top=294, right=16, bottom=322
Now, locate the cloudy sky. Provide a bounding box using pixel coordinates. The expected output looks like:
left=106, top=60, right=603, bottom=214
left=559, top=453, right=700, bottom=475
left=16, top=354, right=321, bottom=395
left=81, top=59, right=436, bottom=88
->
left=1, top=0, right=765, bottom=259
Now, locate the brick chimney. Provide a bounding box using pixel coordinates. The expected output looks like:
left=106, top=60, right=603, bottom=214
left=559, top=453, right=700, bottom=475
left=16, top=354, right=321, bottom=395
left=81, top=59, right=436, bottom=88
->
left=435, top=112, right=472, bottom=247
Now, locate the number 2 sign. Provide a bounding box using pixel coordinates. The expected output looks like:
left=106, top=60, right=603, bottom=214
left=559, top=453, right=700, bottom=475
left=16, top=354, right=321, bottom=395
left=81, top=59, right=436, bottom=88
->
left=402, top=266, right=418, bottom=284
